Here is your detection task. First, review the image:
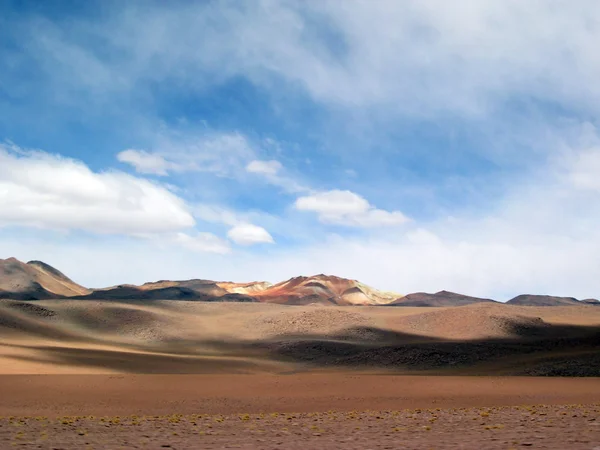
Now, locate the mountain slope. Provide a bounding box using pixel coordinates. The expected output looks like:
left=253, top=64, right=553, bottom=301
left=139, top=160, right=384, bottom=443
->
left=73, top=279, right=258, bottom=302
left=250, top=274, right=400, bottom=305
left=217, top=281, right=273, bottom=295
left=70, top=275, right=396, bottom=304
left=507, top=295, right=582, bottom=306
left=581, top=298, right=600, bottom=305
left=388, top=290, right=497, bottom=307
left=0, top=258, right=89, bottom=299
left=72, top=285, right=256, bottom=302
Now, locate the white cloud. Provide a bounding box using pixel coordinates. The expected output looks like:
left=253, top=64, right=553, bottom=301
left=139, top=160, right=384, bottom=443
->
left=296, top=190, right=369, bottom=215
left=567, top=149, right=600, bottom=191
left=295, top=190, right=409, bottom=227
left=0, top=144, right=195, bottom=235
left=117, top=132, right=256, bottom=177
left=192, top=204, right=277, bottom=245
left=170, top=232, right=231, bottom=254
left=245, top=159, right=310, bottom=194
left=117, top=149, right=175, bottom=175
left=0, top=144, right=272, bottom=254
left=246, top=160, right=282, bottom=175
left=227, top=223, right=274, bottom=246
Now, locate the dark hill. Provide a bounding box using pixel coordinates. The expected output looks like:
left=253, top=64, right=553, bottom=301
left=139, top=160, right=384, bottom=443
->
left=389, top=290, right=497, bottom=307
left=507, top=295, right=581, bottom=306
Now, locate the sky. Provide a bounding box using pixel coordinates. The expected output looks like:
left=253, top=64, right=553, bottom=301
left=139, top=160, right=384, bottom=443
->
left=1, top=0, right=600, bottom=300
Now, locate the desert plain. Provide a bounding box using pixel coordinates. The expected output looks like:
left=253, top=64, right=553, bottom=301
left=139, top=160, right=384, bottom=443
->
left=1, top=298, right=600, bottom=449
left=1, top=258, right=600, bottom=448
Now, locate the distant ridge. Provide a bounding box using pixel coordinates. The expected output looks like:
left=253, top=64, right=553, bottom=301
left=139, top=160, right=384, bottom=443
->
left=506, top=295, right=581, bottom=306
left=0, top=257, right=89, bottom=299
left=69, top=274, right=398, bottom=304
left=0, top=257, right=596, bottom=306
left=71, top=285, right=256, bottom=302
left=581, top=298, right=600, bottom=305
left=388, top=290, right=496, bottom=307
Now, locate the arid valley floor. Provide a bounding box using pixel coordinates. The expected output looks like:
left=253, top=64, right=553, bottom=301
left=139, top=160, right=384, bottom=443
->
left=1, top=298, right=600, bottom=449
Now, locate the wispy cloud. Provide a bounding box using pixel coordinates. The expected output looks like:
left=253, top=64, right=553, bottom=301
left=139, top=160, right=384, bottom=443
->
left=245, top=159, right=311, bottom=194
left=117, top=149, right=175, bottom=176
left=12, top=1, right=600, bottom=118
left=117, top=132, right=256, bottom=177
left=246, top=160, right=282, bottom=176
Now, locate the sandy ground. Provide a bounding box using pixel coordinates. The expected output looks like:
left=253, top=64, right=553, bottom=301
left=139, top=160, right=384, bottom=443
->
left=2, top=375, right=600, bottom=416
left=1, top=375, right=600, bottom=449
left=1, top=301, right=599, bottom=375
left=2, top=405, right=598, bottom=449
left=1, top=302, right=600, bottom=448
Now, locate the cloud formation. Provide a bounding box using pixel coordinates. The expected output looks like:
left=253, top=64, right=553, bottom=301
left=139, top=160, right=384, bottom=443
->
left=117, top=132, right=256, bottom=177
left=295, top=190, right=409, bottom=227
left=2, top=1, right=600, bottom=299
left=14, top=1, right=600, bottom=120
left=0, top=144, right=194, bottom=235
left=246, top=160, right=282, bottom=176
left=0, top=143, right=266, bottom=254
left=117, top=149, right=175, bottom=176
left=227, top=223, right=274, bottom=246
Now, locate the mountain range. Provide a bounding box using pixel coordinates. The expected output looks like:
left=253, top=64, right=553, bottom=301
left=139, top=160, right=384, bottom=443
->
left=0, top=257, right=597, bottom=306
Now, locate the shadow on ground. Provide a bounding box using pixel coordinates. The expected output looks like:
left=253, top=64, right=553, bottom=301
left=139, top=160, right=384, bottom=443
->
left=1, top=321, right=599, bottom=376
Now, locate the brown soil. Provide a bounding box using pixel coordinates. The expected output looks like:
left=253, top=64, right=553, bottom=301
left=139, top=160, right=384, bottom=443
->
left=1, top=301, right=599, bottom=375
left=1, top=301, right=600, bottom=449
left=2, top=405, right=598, bottom=449
left=0, top=375, right=599, bottom=449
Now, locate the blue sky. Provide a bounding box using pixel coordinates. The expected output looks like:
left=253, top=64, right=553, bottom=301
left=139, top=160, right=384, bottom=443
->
left=1, top=0, right=600, bottom=300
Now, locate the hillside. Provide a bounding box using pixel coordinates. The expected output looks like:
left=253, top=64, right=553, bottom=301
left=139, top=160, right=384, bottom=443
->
left=0, top=258, right=89, bottom=300
left=388, top=290, right=496, bottom=307
left=78, top=279, right=257, bottom=301
left=507, top=295, right=582, bottom=306
left=250, top=274, right=400, bottom=305
left=581, top=298, right=600, bottom=305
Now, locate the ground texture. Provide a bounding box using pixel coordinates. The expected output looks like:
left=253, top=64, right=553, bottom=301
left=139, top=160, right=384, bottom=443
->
left=1, top=404, right=599, bottom=449
left=1, top=375, right=600, bottom=449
